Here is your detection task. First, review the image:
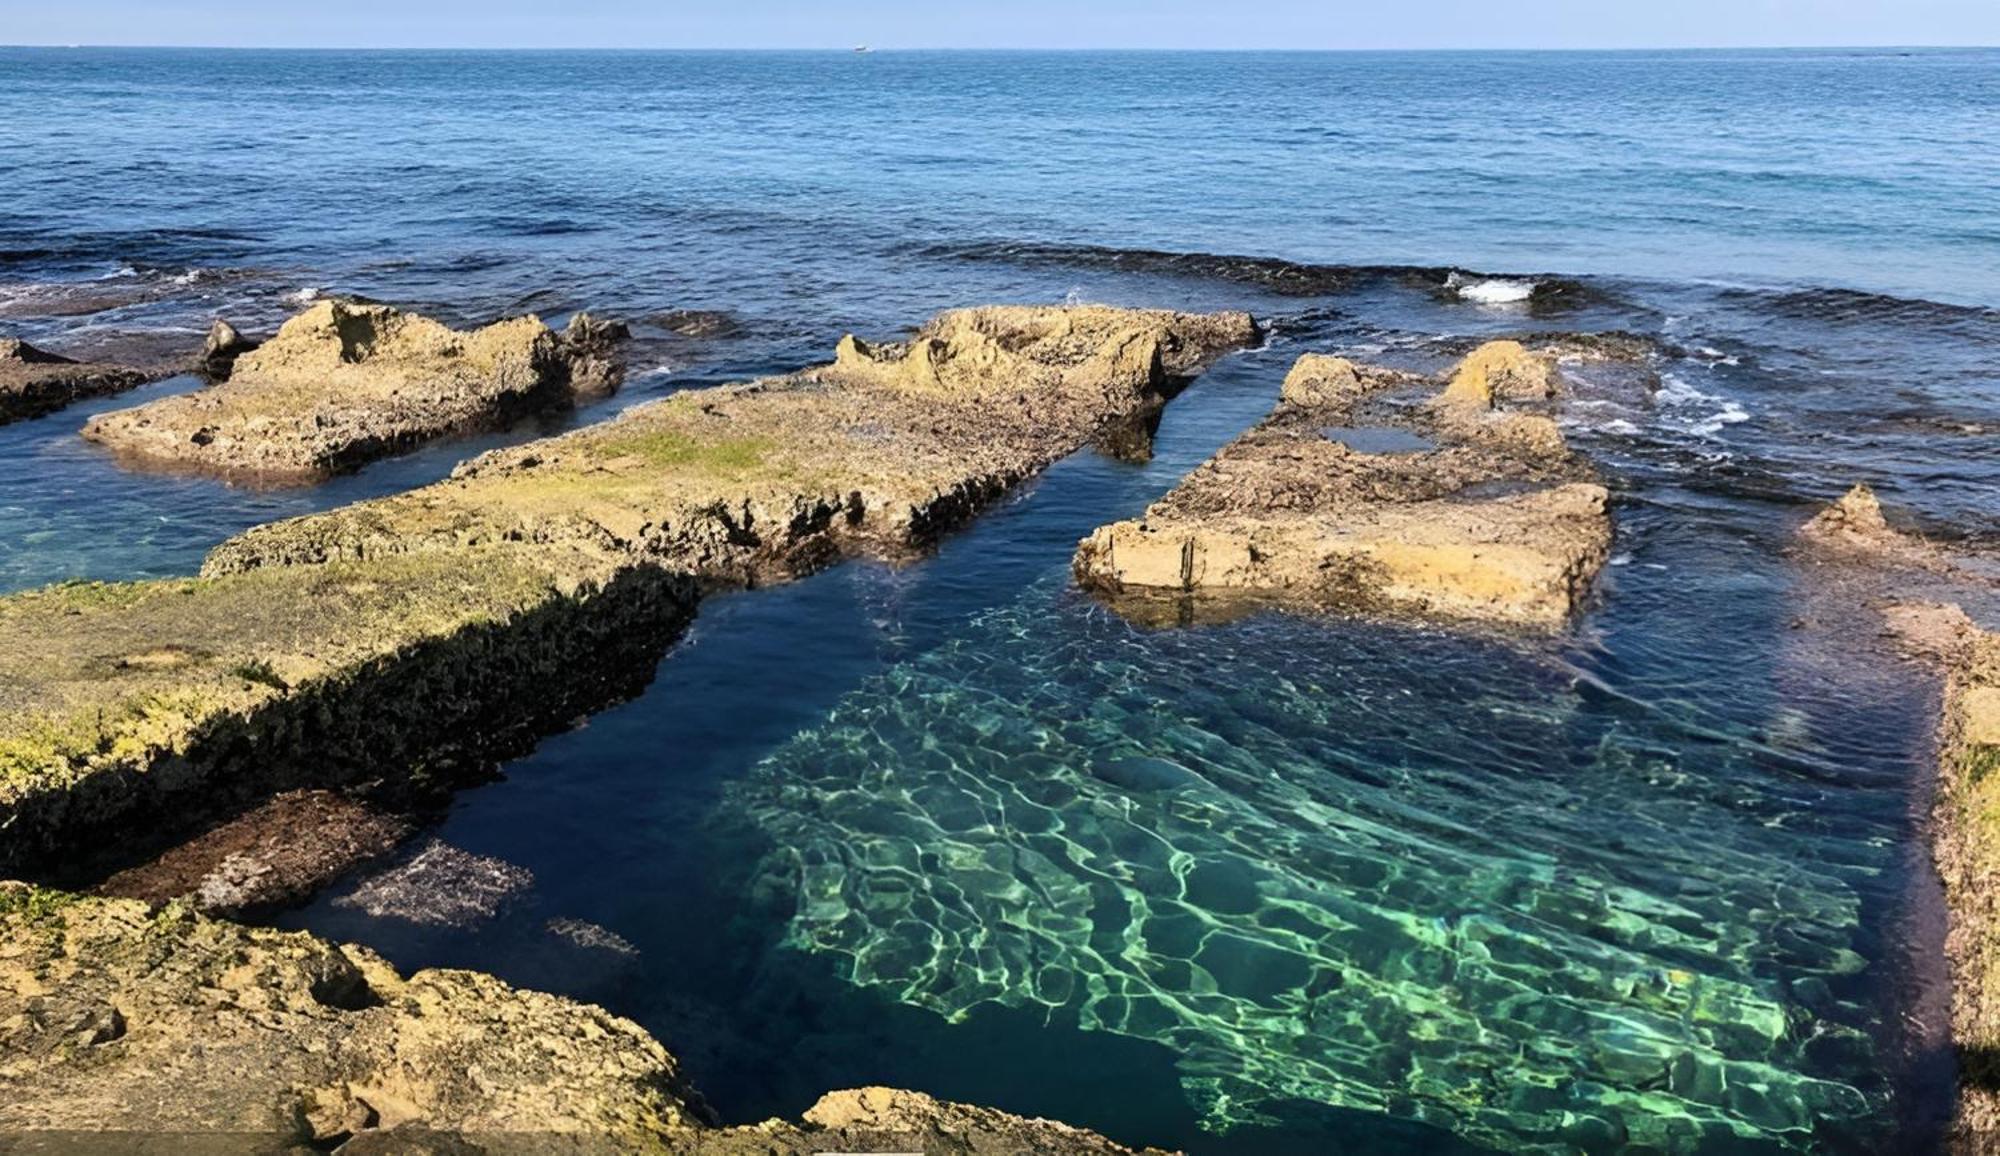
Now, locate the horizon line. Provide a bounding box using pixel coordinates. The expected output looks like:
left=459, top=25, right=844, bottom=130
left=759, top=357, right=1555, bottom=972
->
left=2, top=42, right=1995, bottom=53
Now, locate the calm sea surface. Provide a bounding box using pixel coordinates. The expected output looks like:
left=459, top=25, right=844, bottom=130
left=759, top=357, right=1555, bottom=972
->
left=4, top=47, right=1998, bottom=1153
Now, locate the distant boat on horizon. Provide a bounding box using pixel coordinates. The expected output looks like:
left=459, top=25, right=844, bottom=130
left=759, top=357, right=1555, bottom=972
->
left=854, top=44, right=871, bottom=53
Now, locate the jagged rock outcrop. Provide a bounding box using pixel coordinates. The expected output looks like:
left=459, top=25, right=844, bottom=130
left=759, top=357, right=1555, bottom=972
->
left=80, top=301, right=632, bottom=483
left=0, top=337, right=156, bottom=425
left=203, top=304, right=1257, bottom=579
left=1, top=305, right=1255, bottom=881
left=1074, top=341, right=1612, bottom=630
left=0, top=886, right=1160, bottom=1154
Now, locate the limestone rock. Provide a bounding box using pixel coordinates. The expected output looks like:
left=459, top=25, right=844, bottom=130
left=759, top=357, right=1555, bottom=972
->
left=1278, top=354, right=1362, bottom=407
left=0, top=885, right=703, bottom=1145
left=0, top=886, right=1164, bottom=1155
left=81, top=300, right=630, bottom=483
left=1436, top=339, right=1556, bottom=409
left=0, top=337, right=154, bottom=425
left=1075, top=342, right=1611, bottom=630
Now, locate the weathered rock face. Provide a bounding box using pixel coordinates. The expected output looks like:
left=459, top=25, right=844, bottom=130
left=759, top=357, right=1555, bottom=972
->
left=1886, top=606, right=2000, bottom=1150
left=0, top=337, right=156, bottom=425
left=1074, top=341, right=1612, bottom=630
left=0, top=305, right=1254, bottom=882
left=80, top=301, right=630, bottom=483
left=0, top=886, right=1161, bottom=1155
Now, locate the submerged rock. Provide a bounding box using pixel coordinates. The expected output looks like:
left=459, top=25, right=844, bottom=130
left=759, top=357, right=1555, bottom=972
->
left=81, top=300, right=631, bottom=483
left=1074, top=340, right=1612, bottom=630
left=0, top=336, right=156, bottom=424
left=96, top=789, right=414, bottom=919
left=0, top=304, right=1255, bottom=881
left=333, top=840, right=535, bottom=928
left=0, top=886, right=1162, bottom=1154
left=651, top=308, right=743, bottom=339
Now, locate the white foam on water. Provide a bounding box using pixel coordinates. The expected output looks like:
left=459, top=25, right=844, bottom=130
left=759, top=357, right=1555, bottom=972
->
left=1446, top=271, right=1536, bottom=305
left=285, top=286, right=319, bottom=304
left=1657, top=370, right=1752, bottom=438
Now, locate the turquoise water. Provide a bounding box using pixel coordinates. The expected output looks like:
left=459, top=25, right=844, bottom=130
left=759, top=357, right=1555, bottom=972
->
left=4, top=46, right=1998, bottom=1152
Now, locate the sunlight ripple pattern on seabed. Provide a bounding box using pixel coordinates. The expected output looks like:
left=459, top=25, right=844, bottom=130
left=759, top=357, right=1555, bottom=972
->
left=726, top=586, right=1893, bottom=1152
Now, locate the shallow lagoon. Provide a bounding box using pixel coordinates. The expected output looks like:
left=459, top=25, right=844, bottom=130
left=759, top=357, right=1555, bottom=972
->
left=5, top=45, right=1998, bottom=1153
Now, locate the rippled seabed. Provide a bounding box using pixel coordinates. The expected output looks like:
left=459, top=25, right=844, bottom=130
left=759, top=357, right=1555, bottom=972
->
left=721, top=558, right=1903, bottom=1152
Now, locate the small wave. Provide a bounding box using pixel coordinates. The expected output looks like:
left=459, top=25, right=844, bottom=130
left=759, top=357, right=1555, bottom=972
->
left=1657, top=370, right=1751, bottom=438
left=1446, top=271, right=1536, bottom=305
left=1719, top=284, right=2000, bottom=335
left=286, top=287, right=320, bottom=305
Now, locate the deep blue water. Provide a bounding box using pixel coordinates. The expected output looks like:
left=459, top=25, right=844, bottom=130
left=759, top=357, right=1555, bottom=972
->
left=4, top=46, right=1999, bottom=1154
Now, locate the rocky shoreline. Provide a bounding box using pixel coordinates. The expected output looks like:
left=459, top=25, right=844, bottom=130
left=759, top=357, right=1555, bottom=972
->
left=13, top=285, right=1995, bottom=1150
left=0, top=336, right=175, bottom=425
left=1795, top=485, right=2000, bottom=1151
left=0, top=302, right=1255, bottom=1151
left=2, top=305, right=1253, bottom=886
left=1074, top=339, right=1614, bottom=629
left=0, top=884, right=1161, bottom=1154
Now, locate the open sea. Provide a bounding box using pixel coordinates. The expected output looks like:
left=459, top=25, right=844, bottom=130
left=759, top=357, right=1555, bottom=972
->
left=4, top=46, right=1999, bottom=1153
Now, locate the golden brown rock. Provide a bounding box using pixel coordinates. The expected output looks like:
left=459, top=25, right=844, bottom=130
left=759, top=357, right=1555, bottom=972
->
left=0, top=886, right=1164, bottom=1155
left=81, top=300, right=626, bottom=483
left=1075, top=341, right=1611, bottom=630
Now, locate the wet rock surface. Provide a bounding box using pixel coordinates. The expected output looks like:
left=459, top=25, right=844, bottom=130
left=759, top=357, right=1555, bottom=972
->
left=1073, top=339, right=1614, bottom=629
left=0, top=337, right=160, bottom=425
left=80, top=300, right=630, bottom=483
left=0, top=885, right=1161, bottom=1154
left=197, top=317, right=260, bottom=380
left=333, top=841, right=535, bottom=929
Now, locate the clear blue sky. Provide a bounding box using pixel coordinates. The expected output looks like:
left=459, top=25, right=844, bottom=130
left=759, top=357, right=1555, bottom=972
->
left=4, top=0, right=1996, bottom=49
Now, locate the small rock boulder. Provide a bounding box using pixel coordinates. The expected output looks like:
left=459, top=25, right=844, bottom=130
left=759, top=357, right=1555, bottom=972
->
left=197, top=318, right=259, bottom=380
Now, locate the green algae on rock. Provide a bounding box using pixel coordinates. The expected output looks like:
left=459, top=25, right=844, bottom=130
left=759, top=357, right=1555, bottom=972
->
left=204, top=304, right=1258, bottom=580
left=0, top=337, right=160, bottom=425
left=80, top=301, right=629, bottom=484
left=0, top=885, right=1158, bottom=1154
left=1, top=304, right=1255, bottom=881
left=0, top=545, right=696, bottom=877
left=1073, top=340, right=1612, bottom=630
